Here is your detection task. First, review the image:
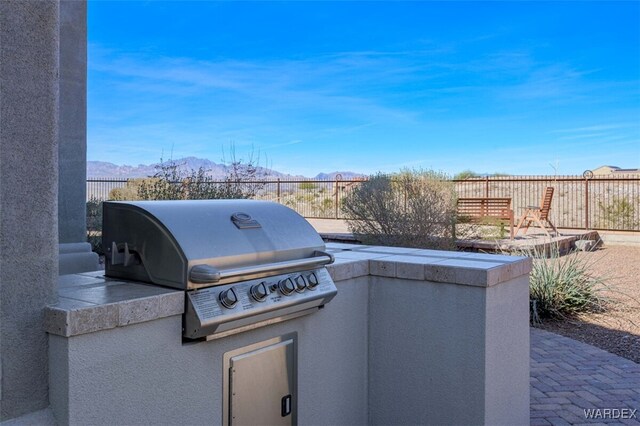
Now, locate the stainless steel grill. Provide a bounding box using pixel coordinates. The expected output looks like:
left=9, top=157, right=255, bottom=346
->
left=103, top=200, right=337, bottom=340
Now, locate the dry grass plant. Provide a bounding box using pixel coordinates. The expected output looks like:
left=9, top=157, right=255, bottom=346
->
left=524, top=242, right=614, bottom=324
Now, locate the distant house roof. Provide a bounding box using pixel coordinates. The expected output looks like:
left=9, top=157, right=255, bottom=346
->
left=592, top=165, right=640, bottom=175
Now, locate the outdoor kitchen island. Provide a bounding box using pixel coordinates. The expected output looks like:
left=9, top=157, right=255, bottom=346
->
left=44, top=242, right=531, bottom=426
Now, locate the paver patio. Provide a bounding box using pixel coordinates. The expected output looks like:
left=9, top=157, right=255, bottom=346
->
left=531, top=328, right=640, bottom=425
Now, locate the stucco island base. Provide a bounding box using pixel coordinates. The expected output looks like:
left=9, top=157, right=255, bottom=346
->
left=43, top=244, right=531, bottom=426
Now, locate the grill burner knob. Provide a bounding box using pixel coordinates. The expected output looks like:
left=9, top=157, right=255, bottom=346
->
left=306, top=272, right=319, bottom=290
left=278, top=278, right=295, bottom=296
left=219, top=288, right=238, bottom=309
left=294, top=275, right=306, bottom=293
left=250, top=282, right=269, bottom=302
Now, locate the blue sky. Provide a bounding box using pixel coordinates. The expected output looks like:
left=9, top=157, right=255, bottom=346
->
left=88, top=1, right=640, bottom=177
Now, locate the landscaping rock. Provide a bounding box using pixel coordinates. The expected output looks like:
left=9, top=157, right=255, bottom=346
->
left=574, top=239, right=595, bottom=251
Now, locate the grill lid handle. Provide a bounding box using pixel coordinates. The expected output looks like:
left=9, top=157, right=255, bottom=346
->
left=188, top=250, right=335, bottom=285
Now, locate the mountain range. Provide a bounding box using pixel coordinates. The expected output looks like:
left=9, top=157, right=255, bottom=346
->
left=87, top=157, right=362, bottom=180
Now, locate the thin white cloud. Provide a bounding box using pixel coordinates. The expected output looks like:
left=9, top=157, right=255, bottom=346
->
left=90, top=45, right=428, bottom=127
left=262, top=140, right=303, bottom=150
left=551, top=123, right=636, bottom=133
left=556, top=132, right=609, bottom=141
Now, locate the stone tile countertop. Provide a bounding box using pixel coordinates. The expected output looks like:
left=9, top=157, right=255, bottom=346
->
left=325, top=243, right=532, bottom=287
left=44, top=271, right=184, bottom=338
left=45, top=245, right=531, bottom=338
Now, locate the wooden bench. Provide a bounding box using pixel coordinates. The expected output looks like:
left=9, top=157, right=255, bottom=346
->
left=457, top=198, right=514, bottom=239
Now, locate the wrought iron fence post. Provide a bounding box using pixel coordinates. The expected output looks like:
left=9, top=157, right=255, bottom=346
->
left=585, top=177, right=589, bottom=229
left=277, top=178, right=281, bottom=201
left=485, top=176, right=489, bottom=198
left=334, top=178, right=339, bottom=219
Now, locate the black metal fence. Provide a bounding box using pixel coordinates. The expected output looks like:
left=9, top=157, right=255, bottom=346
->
left=86, top=177, right=363, bottom=219
left=453, top=175, right=640, bottom=231
left=87, top=174, right=640, bottom=231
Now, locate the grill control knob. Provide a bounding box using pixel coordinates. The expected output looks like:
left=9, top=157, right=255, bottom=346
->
left=294, top=275, right=306, bottom=293
left=306, top=272, right=319, bottom=290
left=250, top=282, right=269, bottom=302
left=278, top=278, right=295, bottom=296
left=219, top=288, right=238, bottom=309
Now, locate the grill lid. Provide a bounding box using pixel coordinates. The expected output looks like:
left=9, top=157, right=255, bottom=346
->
left=103, top=200, right=332, bottom=289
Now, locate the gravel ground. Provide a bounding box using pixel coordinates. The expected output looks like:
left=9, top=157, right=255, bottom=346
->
left=537, top=244, right=640, bottom=364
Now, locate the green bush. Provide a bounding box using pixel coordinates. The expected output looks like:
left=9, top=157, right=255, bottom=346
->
left=341, top=168, right=457, bottom=250
left=527, top=243, right=608, bottom=323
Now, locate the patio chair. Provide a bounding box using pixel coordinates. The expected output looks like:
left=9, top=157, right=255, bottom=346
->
left=514, top=187, right=559, bottom=238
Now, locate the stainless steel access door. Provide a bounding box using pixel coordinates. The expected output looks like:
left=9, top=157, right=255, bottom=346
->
left=223, top=334, right=297, bottom=426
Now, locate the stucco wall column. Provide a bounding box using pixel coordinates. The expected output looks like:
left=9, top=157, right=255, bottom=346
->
left=0, top=0, right=60, bottom=420
left=58, top=0, right=87, bottom=244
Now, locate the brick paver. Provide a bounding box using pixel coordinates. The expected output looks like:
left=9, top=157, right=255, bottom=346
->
left=531, top=328, right=640, bottom=425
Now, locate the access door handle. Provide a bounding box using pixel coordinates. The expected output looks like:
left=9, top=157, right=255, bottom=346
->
left=281, top=394, right=292, bottom=417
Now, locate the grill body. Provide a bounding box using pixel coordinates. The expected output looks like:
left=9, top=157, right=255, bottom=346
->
left=103, top=200, right=337, bottom=340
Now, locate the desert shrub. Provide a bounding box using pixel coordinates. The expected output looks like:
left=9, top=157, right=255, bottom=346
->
left=453, top=170, right=510, bottom=180
left=342, top=169, right=457, bottom=250
left=86, top=197, right=103, bottom=255
left=299, top=182, right=317, bottom=191
left=597, top=196, right=638, bottom=229
left=527, top=243, right=608, bottom=323
left=453, top=169, right=480, bottom=180
left=137, top=155, right=265, bottom=201
left=319, top=198, right=334, bottom=215
left=276, top=190, right=333, bottom=217
left=308, top=196, right=334, bottom=217
left=108, top=178, right=155, bottom=201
